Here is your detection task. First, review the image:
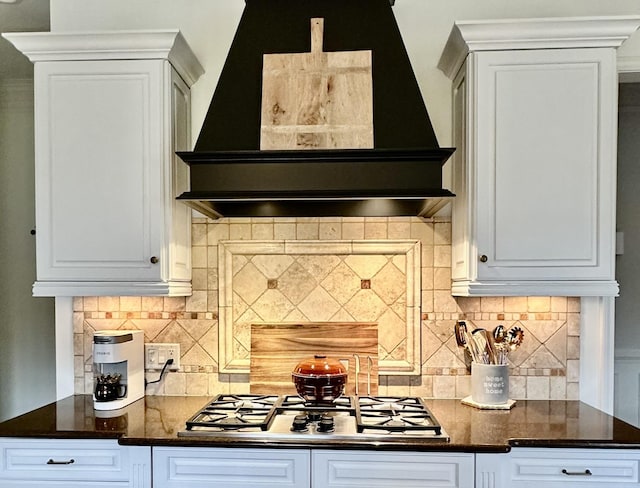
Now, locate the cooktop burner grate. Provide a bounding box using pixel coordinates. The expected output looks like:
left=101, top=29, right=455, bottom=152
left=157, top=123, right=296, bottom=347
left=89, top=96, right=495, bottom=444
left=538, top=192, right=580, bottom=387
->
left=184, top=394, right=279, bottom=432
left=355, top=396, right=443, bottom=435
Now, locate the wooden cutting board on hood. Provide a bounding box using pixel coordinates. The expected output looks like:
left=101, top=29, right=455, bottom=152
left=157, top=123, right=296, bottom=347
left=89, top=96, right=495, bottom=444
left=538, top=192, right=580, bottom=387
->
left=260, top=17, right=374, bottom=150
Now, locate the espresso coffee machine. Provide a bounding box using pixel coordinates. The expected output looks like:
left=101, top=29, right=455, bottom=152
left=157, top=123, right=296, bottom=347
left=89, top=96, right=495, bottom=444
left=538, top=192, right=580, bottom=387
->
left=93, top=330, right=144, bottom=411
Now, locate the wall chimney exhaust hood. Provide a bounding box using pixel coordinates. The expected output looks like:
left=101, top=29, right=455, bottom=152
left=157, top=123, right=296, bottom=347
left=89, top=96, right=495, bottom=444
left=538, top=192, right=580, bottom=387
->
left=178, top=0, right=454, bottom=219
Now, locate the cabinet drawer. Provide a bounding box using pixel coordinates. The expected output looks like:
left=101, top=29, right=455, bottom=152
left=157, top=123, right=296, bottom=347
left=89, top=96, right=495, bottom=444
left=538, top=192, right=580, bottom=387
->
left=153, top=447, right=310, bottom=488
left=0, top=438, right=150, bottom=485
left=312, top=450, right=475, bottom=487
left=509, top=448, right=640, bottom=486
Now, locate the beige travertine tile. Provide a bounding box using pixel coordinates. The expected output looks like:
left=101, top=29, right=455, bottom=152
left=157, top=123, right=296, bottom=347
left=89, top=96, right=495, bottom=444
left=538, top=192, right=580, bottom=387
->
left=230, top=223, right=251, bottom=240
left=98, top=296, right=120, bottom=311
left=364, top=222, right=387, bottom=239
left=73, top=312, right=84, bottom=333
left=207, top=246, right=218, bottom=268
left=207, top=222, right=229, bottom=245
left=551, top=297, right=568, bottom=313
left=73, top=297, right=83, bottom=311
left=567, top=336, right=580, bottom=360
left=342, top=222, right=364, bottom=239
left=527, top=376, right=550, bottom=399
left=192, top=222, right=207, bottom=246
left=411, top=375, right=433, bottom=398
left=388, top=221, right=411, bottom=239
left=481, top=297, right=503, bottom=313
left=434, top=290, right=459, bottom=313
left=567, top=297, right=581, bottom=313
left=164, top=373, right=186, bottom=395
left=410, top=221, right=434, bottom=245
left=192, top=246, right=207, bottom=268
left=319, top=221, right=341, bottom=239
left=186, top=291, right=207, bottom=312
left=549, top=376, right=567, bottom=400
left=186, top=373, right=209, bottom=396
left=120, top=297, right=141, bottom=312
left=455, top=375, right=471, bottom=398
left=509, top=375, right=526, bottom=399
left=456, top=296, right=481, bottom=313
left=192, top=268, right=208, bottom=291
left=528, top=297, right=551, bottom=312
left=83, top=296, right=98, bottom=312
left=252, top=222, right=274, bottom=240
left=421, top=291, right=434, bottom=313
left=433, top=245, right=450, bottom=268
left=296, top=222, right=319, bottom=239
left=433, top=267, right=451, bottom=290
left=566, top=359, right=580, bottom=382
left=567, top=382, right=580, bottom=400
left=504, top=296, right=527, bottom=312
left=274, top=222, right=296, bottom=239
left=432, top=375, right=456, bottom=398
left=422, top=267, right=434, bottom=291
left=141, top=296, right=164, bottom=312
left=163, top=297, right=186, bottom=312
left=434, top=222, right=451, bottom=245
left=567, top=313, right=580, bottom=336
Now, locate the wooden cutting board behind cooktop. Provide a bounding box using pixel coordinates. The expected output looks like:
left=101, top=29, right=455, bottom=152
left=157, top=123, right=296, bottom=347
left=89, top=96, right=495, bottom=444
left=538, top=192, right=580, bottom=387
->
left=250, top=322, right=378, bottom=396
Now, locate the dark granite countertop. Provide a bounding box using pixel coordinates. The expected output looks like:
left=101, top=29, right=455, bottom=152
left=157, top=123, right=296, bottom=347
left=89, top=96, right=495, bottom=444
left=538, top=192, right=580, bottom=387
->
left=0, top=395, right=639, bottom=452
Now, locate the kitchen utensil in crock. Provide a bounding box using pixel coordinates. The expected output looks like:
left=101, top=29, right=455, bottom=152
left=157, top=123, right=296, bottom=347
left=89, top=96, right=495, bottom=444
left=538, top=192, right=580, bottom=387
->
left=507, top=326, right=525, bottom=351
left=292, top=354, right=348, bottom=405
left=456, top=320, right=479, bottom=362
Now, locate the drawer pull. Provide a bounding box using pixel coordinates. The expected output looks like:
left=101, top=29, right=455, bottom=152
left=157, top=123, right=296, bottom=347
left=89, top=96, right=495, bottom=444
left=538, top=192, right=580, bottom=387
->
left=562, top=468, right=592, bottom=476
left=47, top=458, right=75, bottom=465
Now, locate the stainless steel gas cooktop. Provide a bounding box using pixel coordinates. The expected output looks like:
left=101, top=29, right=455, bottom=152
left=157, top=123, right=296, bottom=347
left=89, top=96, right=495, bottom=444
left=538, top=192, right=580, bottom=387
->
left=178, top=394, right=449, bottom=442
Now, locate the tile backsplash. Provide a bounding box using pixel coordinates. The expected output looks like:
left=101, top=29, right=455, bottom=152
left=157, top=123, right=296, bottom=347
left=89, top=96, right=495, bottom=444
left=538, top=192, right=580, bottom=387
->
left=74, top=216, right=580, bottom=400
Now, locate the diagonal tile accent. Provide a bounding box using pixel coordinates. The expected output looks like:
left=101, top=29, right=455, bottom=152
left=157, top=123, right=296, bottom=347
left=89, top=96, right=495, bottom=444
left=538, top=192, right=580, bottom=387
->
left=320, top=261, right=361, bottom=306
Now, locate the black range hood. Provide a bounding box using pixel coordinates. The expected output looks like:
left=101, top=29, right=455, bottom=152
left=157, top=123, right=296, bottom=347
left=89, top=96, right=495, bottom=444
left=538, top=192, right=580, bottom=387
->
left=178, top=0, right=455, bottom=218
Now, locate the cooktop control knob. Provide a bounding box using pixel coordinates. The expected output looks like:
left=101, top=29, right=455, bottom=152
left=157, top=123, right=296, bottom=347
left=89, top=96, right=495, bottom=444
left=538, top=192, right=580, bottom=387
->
left=318, top=415, right=335, bottom=433
left=291, top=414, right=309, bottom=432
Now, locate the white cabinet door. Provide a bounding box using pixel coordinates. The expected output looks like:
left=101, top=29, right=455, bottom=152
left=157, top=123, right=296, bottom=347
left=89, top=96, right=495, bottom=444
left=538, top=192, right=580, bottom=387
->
left=0, top=438, right=151, bottom=487
left=4, top=31, right=201, bottom=297
left=34, top=59, right=165, bottom=284
left=439, top=18, right=634, bottom=297
left=477, top=448, right=640, bottom=488
left=312, top=450, right=474, bottom=488
left=153, top=447, right=311, bottom=488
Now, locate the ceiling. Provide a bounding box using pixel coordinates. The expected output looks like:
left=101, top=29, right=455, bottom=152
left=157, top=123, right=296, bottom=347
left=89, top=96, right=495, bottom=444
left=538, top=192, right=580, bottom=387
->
left=0, top=0, right=49, bottom=80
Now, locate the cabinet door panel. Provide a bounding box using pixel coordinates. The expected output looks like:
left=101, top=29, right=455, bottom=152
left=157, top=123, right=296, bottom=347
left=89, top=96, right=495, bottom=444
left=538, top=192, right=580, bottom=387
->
left=0, top=438, right=150, bottom=486
left=35, top=60, right=163, bottom=281
left=153, top=447, right=310, bottom=488
left=312, top=450, right=474, bottom=487
left=474, top=48, right=616, bottom=281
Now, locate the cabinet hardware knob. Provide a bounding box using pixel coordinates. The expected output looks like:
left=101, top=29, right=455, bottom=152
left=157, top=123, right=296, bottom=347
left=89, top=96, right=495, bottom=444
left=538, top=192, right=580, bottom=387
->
left=47, top=458, right=75, bottom=465
left=479, top=255, right=488, bottom=263
left=562, top=469, right=592, bottom=476
left=30, top=229, right=36, bottom=235
left=150, top=256, right=159, bottom=264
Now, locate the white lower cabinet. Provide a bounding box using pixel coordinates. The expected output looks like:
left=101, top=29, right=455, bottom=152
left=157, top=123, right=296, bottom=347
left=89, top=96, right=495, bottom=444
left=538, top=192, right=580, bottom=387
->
left=476, top=448, right=640, bottom=488
left=152, top=447, right=474, bottom=488
left=0, top=438, right=151, bottom=487
left=152, top=447, right=311, bottom=488
left=312, top=450, right=475, bottom=488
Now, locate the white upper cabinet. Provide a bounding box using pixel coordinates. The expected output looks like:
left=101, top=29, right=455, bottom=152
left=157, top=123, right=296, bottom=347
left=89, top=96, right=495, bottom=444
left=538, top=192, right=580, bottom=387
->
left=439, top=17, right=640, bottom=297
left=3, top=31, right=203, bottom=296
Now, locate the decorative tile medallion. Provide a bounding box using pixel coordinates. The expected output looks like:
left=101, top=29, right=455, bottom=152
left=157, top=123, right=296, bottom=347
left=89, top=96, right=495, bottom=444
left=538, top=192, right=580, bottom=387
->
left=218, top=240, right=421, bottom=374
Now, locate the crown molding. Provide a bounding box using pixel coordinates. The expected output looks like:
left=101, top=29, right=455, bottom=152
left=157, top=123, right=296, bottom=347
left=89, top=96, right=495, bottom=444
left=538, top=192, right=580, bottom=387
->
left=439, top=16, right=640, bottom=79
left=2, top=30, right=204, bottom=86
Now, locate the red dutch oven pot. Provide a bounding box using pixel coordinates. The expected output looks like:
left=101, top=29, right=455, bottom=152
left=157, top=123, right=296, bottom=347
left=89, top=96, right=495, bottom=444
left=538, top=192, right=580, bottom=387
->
left=292, top=354, right=348, bottom=405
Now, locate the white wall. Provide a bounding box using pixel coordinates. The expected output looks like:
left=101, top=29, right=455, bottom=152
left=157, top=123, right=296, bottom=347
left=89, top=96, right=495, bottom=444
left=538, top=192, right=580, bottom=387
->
left=0, top=79, right=56, bottom=421
left=614, top=83, right=640, bottom=426
left=50, top=0, right=640, bottom=148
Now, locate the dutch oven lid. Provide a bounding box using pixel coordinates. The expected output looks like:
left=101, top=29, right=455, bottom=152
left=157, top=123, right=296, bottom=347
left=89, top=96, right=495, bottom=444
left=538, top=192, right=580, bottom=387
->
left=292, top=354, right=347, bottom=377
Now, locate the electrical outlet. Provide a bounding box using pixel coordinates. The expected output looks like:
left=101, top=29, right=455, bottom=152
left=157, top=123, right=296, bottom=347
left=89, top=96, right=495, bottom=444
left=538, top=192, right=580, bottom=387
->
left=145, top=343, right=180, bottom=371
